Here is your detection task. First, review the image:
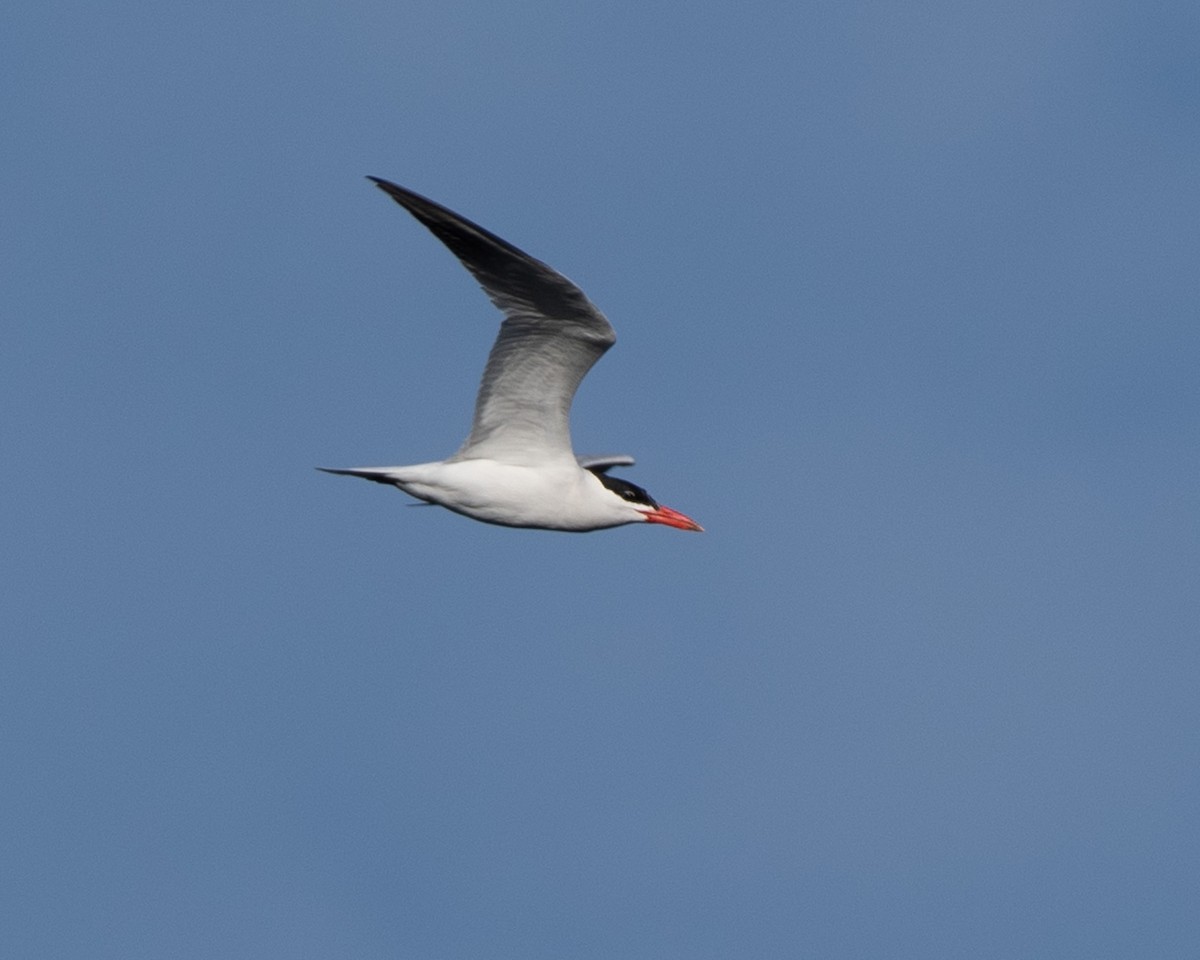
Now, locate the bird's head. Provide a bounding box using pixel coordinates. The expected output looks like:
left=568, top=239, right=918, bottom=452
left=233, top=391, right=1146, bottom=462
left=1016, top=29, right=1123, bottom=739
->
left=595, top=472, right=703, bottom=532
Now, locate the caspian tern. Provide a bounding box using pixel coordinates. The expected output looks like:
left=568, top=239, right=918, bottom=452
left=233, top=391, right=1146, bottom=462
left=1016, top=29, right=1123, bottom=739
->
left=320, top=177, right=702, bottom=533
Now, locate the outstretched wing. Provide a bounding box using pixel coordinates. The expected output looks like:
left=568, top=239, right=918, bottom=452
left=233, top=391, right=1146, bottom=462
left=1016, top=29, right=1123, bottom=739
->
left=369, top=178, right=615, bottom=465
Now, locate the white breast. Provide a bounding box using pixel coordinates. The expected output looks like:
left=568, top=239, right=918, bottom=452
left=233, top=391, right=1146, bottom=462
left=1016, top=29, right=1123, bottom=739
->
left=389, top=459, right=636, bottom=531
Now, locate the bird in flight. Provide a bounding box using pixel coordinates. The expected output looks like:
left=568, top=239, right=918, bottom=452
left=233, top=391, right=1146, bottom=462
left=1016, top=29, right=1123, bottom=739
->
left=320, top=178, right=702, bottom=533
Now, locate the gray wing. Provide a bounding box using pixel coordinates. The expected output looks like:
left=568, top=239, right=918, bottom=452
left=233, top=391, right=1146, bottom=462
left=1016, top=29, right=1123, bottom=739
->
left=369, top=178, right=616, bottom=465
left=576, top=454, right=635, bottom=473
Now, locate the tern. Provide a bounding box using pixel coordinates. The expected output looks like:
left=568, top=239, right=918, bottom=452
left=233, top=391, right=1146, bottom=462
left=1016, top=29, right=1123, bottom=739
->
left=320, top=177, right=702, bottom=533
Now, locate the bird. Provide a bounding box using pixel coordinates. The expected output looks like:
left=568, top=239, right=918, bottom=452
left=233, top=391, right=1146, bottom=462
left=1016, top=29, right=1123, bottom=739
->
left=319, top=177, right=702, bottom=534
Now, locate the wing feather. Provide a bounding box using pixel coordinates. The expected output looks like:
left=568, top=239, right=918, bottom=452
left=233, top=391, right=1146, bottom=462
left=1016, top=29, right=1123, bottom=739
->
left=369, top=178, right=615, bottom=464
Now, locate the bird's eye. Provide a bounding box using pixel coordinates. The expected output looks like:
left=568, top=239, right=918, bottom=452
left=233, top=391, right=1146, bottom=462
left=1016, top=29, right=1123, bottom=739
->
left=596, top=472, right=659, bottom=509
left=620, top=482, right=657, bottom=508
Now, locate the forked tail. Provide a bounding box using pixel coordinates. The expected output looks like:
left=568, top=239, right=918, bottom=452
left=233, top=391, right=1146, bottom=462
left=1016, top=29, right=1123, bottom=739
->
left=316, top=467, right=401, bottom=485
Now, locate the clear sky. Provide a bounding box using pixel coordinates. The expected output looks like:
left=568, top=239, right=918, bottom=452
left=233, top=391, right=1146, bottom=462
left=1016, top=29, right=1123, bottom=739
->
left=4, top=1, right=1198, bottom=957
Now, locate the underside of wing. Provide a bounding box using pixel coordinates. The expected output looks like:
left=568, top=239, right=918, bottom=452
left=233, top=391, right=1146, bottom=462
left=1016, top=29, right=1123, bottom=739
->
left=369, top=178, right=616, bottom=464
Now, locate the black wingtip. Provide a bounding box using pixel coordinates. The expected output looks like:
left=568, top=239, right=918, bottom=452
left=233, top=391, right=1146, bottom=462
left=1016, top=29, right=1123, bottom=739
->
left=365, top=177, right=441, bottom=219
left=367, top=175, right=408, bottom=201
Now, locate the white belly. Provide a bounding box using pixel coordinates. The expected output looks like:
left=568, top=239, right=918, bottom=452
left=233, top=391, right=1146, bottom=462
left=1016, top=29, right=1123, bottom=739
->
left=391, top=459, right=632, bottom=531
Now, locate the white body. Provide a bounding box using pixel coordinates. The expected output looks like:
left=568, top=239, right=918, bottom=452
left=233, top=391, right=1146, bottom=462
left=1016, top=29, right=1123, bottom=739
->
left=357, top=459, right=643, bottom=531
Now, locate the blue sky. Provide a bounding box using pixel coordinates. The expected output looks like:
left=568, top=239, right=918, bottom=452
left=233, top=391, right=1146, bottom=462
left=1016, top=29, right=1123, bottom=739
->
left=4, top=1, right=1198, bottom=957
